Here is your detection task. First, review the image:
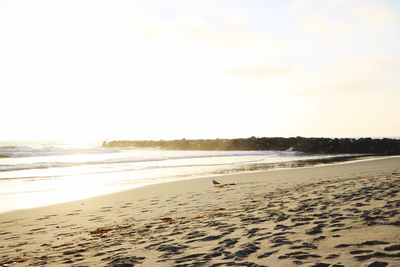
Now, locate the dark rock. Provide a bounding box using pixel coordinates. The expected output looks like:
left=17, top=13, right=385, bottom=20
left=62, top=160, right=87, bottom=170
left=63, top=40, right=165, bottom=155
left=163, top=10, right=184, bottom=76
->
left=102, top=137, right=400, bottom=155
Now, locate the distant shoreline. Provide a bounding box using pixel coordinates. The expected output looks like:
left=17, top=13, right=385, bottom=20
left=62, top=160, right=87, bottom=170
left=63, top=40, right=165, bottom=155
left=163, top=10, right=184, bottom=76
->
left=103, top=136, right=400, bottom=155
left=210, top=154, right=382, bottom=175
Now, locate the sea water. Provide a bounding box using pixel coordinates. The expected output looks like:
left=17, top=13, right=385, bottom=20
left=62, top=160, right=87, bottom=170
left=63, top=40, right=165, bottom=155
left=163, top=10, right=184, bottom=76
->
left=0, top=141, right=351, bottom=213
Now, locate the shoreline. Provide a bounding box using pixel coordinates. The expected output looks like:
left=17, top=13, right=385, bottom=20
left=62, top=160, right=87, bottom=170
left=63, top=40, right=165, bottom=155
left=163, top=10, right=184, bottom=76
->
left=1, top=157, right=399, bottom=266
left=0, top=154, right=390, bottom=216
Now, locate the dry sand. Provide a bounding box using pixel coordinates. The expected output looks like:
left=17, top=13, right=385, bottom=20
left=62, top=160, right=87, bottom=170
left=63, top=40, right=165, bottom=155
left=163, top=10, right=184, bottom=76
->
left=1, top=157, right=399, bottom=267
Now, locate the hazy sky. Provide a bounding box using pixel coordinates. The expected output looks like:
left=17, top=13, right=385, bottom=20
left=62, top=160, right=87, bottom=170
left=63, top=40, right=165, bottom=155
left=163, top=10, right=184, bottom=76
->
left=1, top=0, right=399, bottom=141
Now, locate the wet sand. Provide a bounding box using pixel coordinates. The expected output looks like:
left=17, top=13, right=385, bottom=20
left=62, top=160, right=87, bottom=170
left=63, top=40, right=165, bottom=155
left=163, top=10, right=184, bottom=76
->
left=1, top=157, right=399, bottom=266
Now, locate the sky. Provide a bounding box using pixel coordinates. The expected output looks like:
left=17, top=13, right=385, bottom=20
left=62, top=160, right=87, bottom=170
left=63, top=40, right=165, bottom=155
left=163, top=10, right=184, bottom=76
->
left=0, top=0, right=399, bottom=142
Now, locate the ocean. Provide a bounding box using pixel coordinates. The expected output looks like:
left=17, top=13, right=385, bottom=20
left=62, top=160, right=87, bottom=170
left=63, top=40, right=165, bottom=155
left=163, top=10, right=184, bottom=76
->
left=0, top=141, right=360, bottom=213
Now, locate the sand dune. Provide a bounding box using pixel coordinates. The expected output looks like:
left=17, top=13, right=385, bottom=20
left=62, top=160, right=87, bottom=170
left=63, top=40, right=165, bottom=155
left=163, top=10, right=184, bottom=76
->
left=1, top=157, right=399, bottom=266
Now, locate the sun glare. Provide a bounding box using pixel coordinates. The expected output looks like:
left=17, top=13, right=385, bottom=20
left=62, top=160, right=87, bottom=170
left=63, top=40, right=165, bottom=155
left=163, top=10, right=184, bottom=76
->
left=0, top=0, right=399, bottom=140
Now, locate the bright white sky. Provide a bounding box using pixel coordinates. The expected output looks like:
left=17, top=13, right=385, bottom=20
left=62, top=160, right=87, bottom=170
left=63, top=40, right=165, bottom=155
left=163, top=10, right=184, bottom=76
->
left=0, top=0, right=399, bottom=142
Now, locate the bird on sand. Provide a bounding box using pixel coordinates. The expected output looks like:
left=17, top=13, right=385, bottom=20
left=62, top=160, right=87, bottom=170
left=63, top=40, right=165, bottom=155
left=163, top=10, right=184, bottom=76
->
left=213, top=179, right=237, bottom=187
left=212, top=179, right=221, bottom=185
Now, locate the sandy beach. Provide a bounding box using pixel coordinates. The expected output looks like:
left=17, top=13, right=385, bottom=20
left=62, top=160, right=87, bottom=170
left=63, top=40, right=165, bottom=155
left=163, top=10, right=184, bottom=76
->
left=1, top=157, right=399, bottom=267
